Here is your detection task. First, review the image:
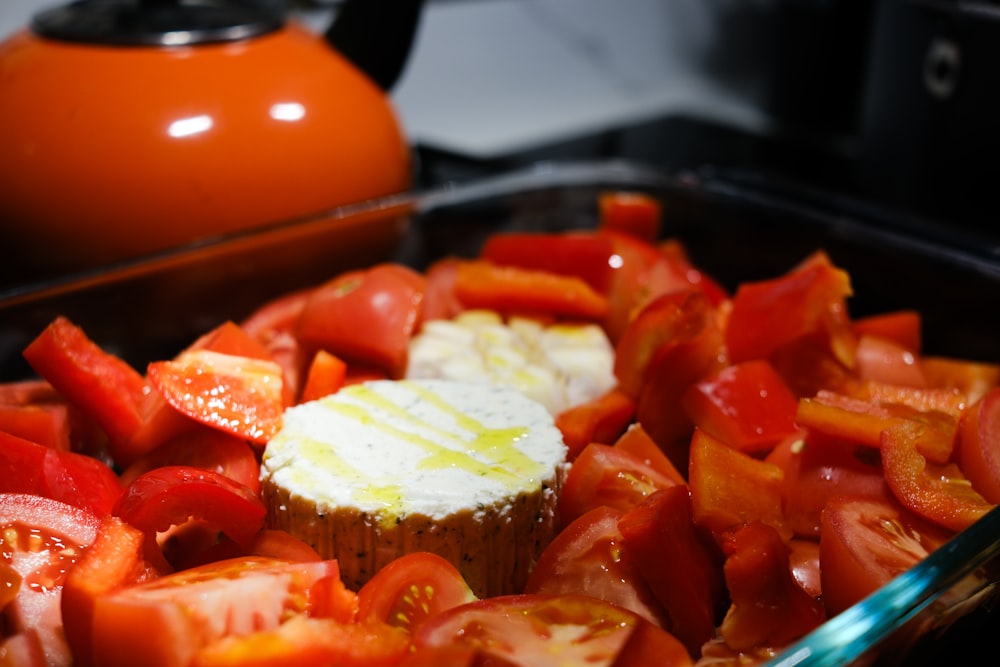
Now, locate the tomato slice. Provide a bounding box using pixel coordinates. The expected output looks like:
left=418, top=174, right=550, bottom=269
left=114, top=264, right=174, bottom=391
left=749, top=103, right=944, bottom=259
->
left=554, top=387, right=636, bottom=461
left=22, top=316, right=150, bottom=466
left=559, top=442, right=682, bottom=527
left=89, top=556, right=347, bottom=667
left=718, top=521, right=826, bottom=651
left=356, top=552, right=478, bottom=634
left=296, top=263, right=425, bottom=378
left=0, top=493, right=101, bottom=667
left=190, top=614, right=411, bottom=667
left=880, top=420, right=994, bottom=532
left=0, top=431, right=122, bottom=517
left=617, top=486, right=726, bottom=657
left=113, top=465, right=266, bottom=566
left=147, top=349, right=285, bottom=446
left=414, top=593, right=691, bottom=667
left=819, top=495, right=952, bottom=617
left=957, top=388, right=1000, bottom=503
left=524, top=506, right=670, bottom=629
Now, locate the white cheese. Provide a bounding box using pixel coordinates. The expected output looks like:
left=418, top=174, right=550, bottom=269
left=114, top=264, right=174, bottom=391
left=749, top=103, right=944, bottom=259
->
left=260, top=379, right=567, bottom=522
left=405, top=310, right=616, bottom=414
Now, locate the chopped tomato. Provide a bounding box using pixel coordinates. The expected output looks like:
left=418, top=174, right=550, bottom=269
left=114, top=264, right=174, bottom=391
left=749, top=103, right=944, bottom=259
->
left=525, top=506, right=670, bottom=628
left=297, top=263, right=425, bottom=378
left=613, top=289, right=714, bottom=399
left=554, top=387, right=636, bottom=460
left=880, top=420, right=994, bottom=532
left=88, top=556, right=348, bottom=667
left=479, top=231, right=617, bottom=294
left=357, top=552, right=477, bottom=634
left=453, top=260, right=609, bottom=321
left=246, top=530, right=323, bottom=564
left=688, top=429, right=789, bottom=543
left=819, top=495, right=952, bottom=616
left=0, top=403, right=71, bottom=451
left=656, top=239, right=729, bottom=307
left=725, top=251, right=855, bottom=366
left=765, top=433, right=889, bottom=538
left=957, top=388, right=1000, bottom=503
left=559, top=442, right=682, bottom=526
left=22, top=316, right=150, bottom=466
left=617, top=486, right=726, bottom=656
left=419, top=257, right=464, bottom=323
left=0, top=493, right=101, bottom=667
left=681, top=359, right=800, bottom=454
left=597, top=190, right=662, bottom=241
left=113, top=465, right=266, bottom=566
left=852, top=310, right=922, bottom=353
left=609, top=616, right=695, bottom=667
left=191, top=614, right=411, bottom=667
left=147, top=349, right=284, bottom=447
left=0, top=431, right=122, bottom=517
left=414, top=593, right=691, bottom=667
left=61, top=515, right=160, bottom=667
left=299, top=349, right=347, bottom=403
left=853, top=334, right=928, bottom=388
left=611, top=423, right=687, bottom=486
left=240, top=288, right=311, bottom=342
left=787, top=538, right=822, bottom=599
left=119, top=427, right=261, bottom=495
left=718, top=522, right=826, bottom=651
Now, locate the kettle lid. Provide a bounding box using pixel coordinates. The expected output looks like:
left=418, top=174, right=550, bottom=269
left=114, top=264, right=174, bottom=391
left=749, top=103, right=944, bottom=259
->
left=32, top=0, right=284, bottom=47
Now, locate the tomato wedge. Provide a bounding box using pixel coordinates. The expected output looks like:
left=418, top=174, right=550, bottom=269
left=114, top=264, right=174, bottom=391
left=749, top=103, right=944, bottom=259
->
left=414, top=593, right=692, bottom=667
left=356, top=552, right=478, bottom=634
left=147, top=349, right=284, bottom=446
left=819, top=495, right=952, bottom=617
left=89, top=556, right=347, bottom=667
left=958, top=388, right=1000, bottom=503
left=0, top=493, right=101, bottom=667
left=525, top=506, right=670, bottom=629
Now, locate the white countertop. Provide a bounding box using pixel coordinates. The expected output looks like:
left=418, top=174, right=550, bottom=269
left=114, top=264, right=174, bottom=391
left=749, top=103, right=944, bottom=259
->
left=0, top=0, right=771, bottom=159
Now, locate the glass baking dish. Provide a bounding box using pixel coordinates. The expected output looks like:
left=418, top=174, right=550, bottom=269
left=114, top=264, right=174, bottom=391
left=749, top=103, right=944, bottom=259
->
left=1, top=159, right=998, bottom=665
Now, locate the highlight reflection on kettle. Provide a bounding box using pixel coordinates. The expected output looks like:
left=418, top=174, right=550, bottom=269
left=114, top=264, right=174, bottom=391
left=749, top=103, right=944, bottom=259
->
left=0, top=0, right=423, bottom=277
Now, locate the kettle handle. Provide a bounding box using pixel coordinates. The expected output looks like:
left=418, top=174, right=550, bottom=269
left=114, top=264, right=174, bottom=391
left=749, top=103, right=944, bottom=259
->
left=324, top=0, right=425, bottom=92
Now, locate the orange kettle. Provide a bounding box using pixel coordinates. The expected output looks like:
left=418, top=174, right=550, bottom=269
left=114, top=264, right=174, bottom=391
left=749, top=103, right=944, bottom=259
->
left=0, top=0, right=422, bottom=278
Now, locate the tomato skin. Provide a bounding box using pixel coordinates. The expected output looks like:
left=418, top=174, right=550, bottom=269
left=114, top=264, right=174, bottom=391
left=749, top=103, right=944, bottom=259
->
left=853, top=334, right=928, bottom=388
left=0, top=403, right=71, bottom=451
left=617, top=486, right=726, bottom=657
left=559, top=442, right=682, bottom=527
left=598, top=191, right=662, bottom=242
left=453, top=260, right=610, bottom=321
left=113, top=465, right=266, bottom=561
left=119, top=427, right=261, bottom=495
left=612, top=423, right=687, bottom=486
left=880, top=420, right=994, bottom=532
left=682, top=359, right=800, bottom=454
left=22, top=316, right=150, bottom=466
left=525, top=506, right=670, bottom=629
left=0, top=431, right=122, bottom=517
left=414, top=593, right=687, bottom=667
left=719, top=522, right=826, bottom=651
left=957, top=388, right=1000, bottom=503
left=356, top=552, right=478, bottom=634
left=819, top=495, right=952, bottom=617
left=0, top=493, right=102, bottom=667
left=725, top=251, right=855, bottom=366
